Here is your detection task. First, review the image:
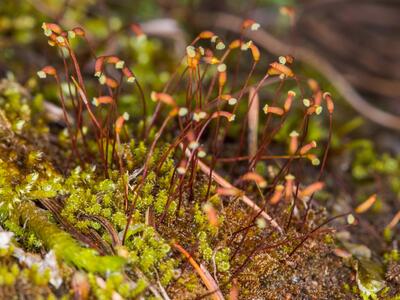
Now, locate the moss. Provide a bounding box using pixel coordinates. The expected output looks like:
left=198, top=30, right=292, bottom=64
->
left=19, top=201, right=125, bottom=274
left=198, top=231, right=213, bottom=261
left=124, top=225, right=176, bottom=284
left=215, top=247, right=231, bottom=272
left=383, top=227, right=393, bottom=243
left=384, top=250, right=400, bottom=264
left=0, top=20, right=383, bottom=299
left=0, top=242, right=62, bottom=298
left=0, top=83, right=125, bottom=276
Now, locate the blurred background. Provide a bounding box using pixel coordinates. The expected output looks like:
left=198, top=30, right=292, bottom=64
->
left=1, top=0, right=399, bottom=150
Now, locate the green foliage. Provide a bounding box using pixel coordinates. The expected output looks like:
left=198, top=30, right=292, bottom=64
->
left=88, top=272, right=148, bottom=300
left=0, top=83, right=124, bottom=274
left=383, top=249, right=400, bottom=263
left=215, top=247, right=231, bottom=272
left=354, top=258, right=386, bottom=300
left=197, top=231, right=213, bottom=261
left=61, top=166, right=124, bottom=231
left=19, top=201, right=125, bottom=274
left=0, top=82, right=180, bottom=293
left=124, top=224, right=176, bottom=285
left=349, top=140, right=400, bottom=197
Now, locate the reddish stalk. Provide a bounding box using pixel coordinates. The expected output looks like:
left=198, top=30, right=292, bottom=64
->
left=172, top=243, right=223, bottom=300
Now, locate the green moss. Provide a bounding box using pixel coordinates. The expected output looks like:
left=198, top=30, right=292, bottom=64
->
left=19, top=201, right=125, bottom=274
left=215, top=247, right=230, bottom=272
left=124, top=225, right=176, bottom=284
left=198, top=231, right=213, bottom=261
left=384, top=249, right=399, bottom=263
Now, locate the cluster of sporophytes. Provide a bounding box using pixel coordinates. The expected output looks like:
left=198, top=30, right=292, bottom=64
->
left=0, top=78, right=181, bottom=298
left=1, top=18, right=390, bottom=299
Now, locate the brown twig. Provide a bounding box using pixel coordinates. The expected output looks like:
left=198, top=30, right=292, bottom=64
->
left=247, top=87, right=259, bottom=159
left=184, top=147, right=283, bottom=234
left=172, top=243, right=224, bottom=300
